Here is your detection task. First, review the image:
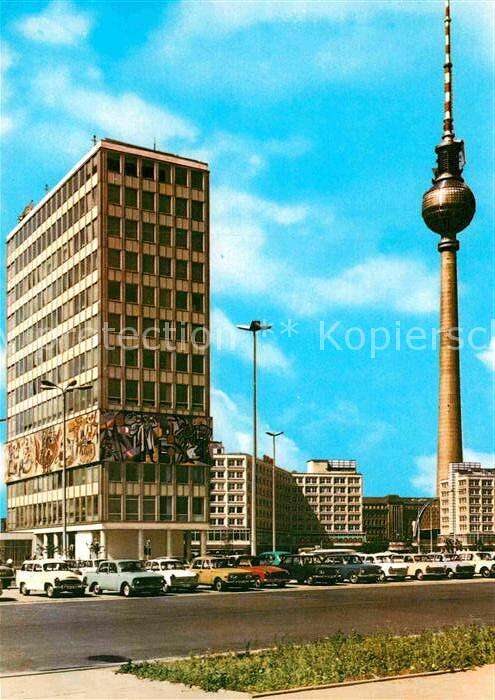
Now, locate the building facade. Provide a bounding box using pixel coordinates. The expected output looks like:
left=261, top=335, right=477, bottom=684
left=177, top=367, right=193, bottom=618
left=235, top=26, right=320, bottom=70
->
left=363, top=495, right=439, bottom=550
left=293, top=460, right=365, bottom=547
left=194, top=443, right=326, bottom=553
left=5, top=138, right=212, bottom=560
left=439, top=463, right=495, bottom=547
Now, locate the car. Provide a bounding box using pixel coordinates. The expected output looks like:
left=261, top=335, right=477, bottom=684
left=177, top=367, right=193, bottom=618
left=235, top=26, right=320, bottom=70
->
left=189, top=556, right=255, bottom=591
left=75, top=559, right=107, bottom=576
left=226, top=555, right=290, bottom=588
left=401, top=554, right=446, bottom=580
left=16, top=559, right=85, bottom=598
left=361, top=553, right=409, bottom=582
left=458, top=551, right=495, bottom=578
left=0, top=561, right=15, bottom=589
left=426, top=553, right=475, bottom=579
left=257, top=551, right=292, bottom=567
left=277, top=554, right=340, bottom=585
left=144, top=558, right=199, bottom=592
left=321, top=554, right=381, bottom=584
left=85, top=560, right=164, bottom=597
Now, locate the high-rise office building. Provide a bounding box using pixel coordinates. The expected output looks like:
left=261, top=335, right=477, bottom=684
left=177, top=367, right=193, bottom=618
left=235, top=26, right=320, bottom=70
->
left=5, top=138, right=212, bottom=560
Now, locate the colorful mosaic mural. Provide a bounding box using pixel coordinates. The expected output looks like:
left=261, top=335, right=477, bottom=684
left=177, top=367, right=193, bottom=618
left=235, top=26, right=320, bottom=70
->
left=100, top=411, right=212, bottom=465
left=6, top=410, right=98, bottom=483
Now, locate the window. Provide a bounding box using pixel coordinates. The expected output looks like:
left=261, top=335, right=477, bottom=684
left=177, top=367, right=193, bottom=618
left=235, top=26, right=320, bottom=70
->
left=143, top=381, right=155, bottom=405
left=109, top=463, right=122, bottom=482
left=107, top=216, right=121, bottom=236
left=125, top=251, right=138, bottom=271
left=192, top=354, right=204, bottom=373
left=125, top=156, right=138, bottom=177
left=175, top=166, right=188, bottom=186
left=159, top=257, right=171, bottom=276
left=108, top=313, right=121, bottom=332
left=108, top=184, right=120, bottom=204
left=192, top=324, right=206, bottom=345
left=108, top=496, right=122, bottom=521
left=159, top=164, right=171, bottom=184
left=176, top=260, right=188, bottom=279
left=192, top=293, right=204, bottom=312
left=108, top=378, right=121, bottom=402
left=125, top=219, right=137, bottom=239
left=176, top=496, right=188, bottom=521
left=192, top=386, right=204, bottom=408
left=108, top=281, right=121, bottom=300
left=192, top=466, right=205, bottom=485
left=142, top=286, right=155, bottom=306
left=142, top=254, right=155, bottom=274
left=142, top=222, right=155, bottom=243
left=159, top=194, right=171, bottom=214
left=143, top=349, right=155, bottom=369
left=191, top=170, right=203, bottom=190
left=159, top=225, right=171, bottom=245
left=193, top=497, right=204, bottom=521
left=176, top=198, right=188, bottom=218
left=159, top=495, right=172, bottom=521
left=125, top=188, right=137, bottom=207
left=108, top=248, right=121, bottom=269
left=176, top=384, right=188, bottom=407
left=126, top=379, right=138, bottom=403
left=176, top=322, right=187, bottom=342
left=143, top=317, right=156, bottom=335
left=191, top=231, right=203, bottom=252
left=160, top=464, right=173, bottom=483
left=159, top=288, right=171, bottom=308
left=125, top=496, right=139, bottom=520
left=143, top=464, right=156, bottom=483
left=142, top=191, right=154, bottom=211
left=192, top=201, right=203, bottom=222
left=107, top=152, right=121, bottom=173
left=125, top=283, right=138, bottom=303
left=107, top=347, right=121, bottom=365
left=143, top=496, right=155, bottom=521
left=125, top=315, right=138, bottom=332
left=176, top=229, right=188, bottom=247
left=159, top=382, right=171, bottom=406
left=142, top=160, right=154, bottom=180
left=159, top=351, right=171, bottom=370
left=176, top=353, right=188, bottom=372
left=176, top=291, right=188, bottom=310
left=192, top=263, right=203, bottom=282
left=125, top=462, right=139, bottom=482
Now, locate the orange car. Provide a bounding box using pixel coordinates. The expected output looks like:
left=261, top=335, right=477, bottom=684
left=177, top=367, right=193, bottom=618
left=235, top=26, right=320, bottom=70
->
left=227, top=555, right=290, bottom=588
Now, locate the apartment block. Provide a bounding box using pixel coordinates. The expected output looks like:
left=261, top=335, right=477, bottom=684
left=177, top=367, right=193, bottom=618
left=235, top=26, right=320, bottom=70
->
left=439, top=462, right=495, bottom=546
left=5, top=138, right=212, bottom=560
left=293, top=460, right=365, bottom=546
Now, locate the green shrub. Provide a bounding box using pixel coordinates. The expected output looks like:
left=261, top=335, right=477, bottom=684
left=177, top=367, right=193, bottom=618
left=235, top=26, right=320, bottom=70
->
left=118, top=624, right=495, bottom=693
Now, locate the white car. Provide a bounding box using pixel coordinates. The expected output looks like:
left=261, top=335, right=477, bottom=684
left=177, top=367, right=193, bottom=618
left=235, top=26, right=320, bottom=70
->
left=16, top=559, right=85, bottom=598
left=458, top=551, right=495, bottom=578
left=362, top=553, right=409, bottom=582
left=402, top=554, right=446, bottom=580
left=427, top=553, right=475, bottom=579
left=144, top=558, right=199, bottom=593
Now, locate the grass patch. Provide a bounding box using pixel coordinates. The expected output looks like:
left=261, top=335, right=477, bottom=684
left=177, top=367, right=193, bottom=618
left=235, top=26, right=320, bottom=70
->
left=118, top=624, right=495, bottom=693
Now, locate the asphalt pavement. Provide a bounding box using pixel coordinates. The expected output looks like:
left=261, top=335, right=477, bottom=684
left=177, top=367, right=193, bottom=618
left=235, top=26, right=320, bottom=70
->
left=1, top=579, right=493, bottom=675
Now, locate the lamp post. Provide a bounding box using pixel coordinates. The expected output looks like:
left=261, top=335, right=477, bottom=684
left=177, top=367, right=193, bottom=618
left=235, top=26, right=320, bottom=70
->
left=237, top=320, right=272, bottom=556
left=40, top=378, right=93, bottom=557
left=266, top=430, right=283, bottom=552
left=415, top=498, right=436, bottom=552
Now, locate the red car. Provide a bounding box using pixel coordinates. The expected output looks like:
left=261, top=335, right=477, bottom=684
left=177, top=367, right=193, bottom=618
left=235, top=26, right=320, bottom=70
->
left=227, top=555, right=290, bottom=589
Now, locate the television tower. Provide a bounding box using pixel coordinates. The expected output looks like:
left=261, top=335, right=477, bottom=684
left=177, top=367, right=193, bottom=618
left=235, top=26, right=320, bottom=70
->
left=422, top=0, right=476, bottom=495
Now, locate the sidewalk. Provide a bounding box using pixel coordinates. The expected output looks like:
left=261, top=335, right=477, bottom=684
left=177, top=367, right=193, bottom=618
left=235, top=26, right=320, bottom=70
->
left=2, top=664, right=494, bottom=700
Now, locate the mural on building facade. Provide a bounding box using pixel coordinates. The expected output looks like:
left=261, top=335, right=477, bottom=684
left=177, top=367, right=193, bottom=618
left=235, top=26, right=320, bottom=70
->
left=6, top=411, right=98, bottom=483
left=100, top=411, right=212, bottom=465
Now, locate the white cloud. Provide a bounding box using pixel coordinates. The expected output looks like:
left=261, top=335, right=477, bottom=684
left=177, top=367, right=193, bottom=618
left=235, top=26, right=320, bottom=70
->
left=16, top=1, right=92, bottom=46
left=0, top=43, right=17, bottom=136
left=412, top=448, right=495, bottom=495
left=478, top=337, right=495, bottom=371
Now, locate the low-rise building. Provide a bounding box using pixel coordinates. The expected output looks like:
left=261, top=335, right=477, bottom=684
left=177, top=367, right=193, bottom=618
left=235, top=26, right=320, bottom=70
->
left=363, top=495, right=439, bottom=549
left=440, top=462, right=495, bottom=547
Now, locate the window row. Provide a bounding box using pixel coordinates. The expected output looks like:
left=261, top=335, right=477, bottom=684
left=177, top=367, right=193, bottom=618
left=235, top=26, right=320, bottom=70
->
left=7, top=495, right=100, bottom=530
left=107, top=462, right=206, bottom=485
left=107, top=281, right=205, bottom=312
left=107, top=348, right=205, bottom=373
left=107, top=218, right=204, bottom=250
left=106, top=151, right=204, bottom=190
left=107, top=494, right=205, bottom=523
left=107, top=249, right=204, bottom=281
left=107, top=378, right=204, bottom=409
left=8, top=466, right=100, bottom=498
left=105, top=316, right=206, bottom=345
left=107, top=185, right=204, bottom=221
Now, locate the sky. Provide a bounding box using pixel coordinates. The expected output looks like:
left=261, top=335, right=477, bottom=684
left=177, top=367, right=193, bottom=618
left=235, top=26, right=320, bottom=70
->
left=0, top=0, right=494, bottom=516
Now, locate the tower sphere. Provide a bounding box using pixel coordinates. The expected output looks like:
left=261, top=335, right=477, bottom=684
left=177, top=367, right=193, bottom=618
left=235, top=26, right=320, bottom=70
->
left=422, top=175, right=475, bottom=236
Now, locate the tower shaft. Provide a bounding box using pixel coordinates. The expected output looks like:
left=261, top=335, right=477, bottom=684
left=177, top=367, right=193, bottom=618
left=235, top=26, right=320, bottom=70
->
left=437, top=244, right=463, bottom=493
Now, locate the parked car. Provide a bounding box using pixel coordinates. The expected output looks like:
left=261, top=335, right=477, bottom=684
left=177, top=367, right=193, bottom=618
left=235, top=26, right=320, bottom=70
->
left=144, top=558, right=199, bottom=592
left=402, top=554, right=446, bottom=580
left=258, top=551, right=292, bottom=567
left=361, top=553, right=409, bottom=582
left=85, top=560, right=164, bottom=597
left=0, top=560, right=15, bottom=589
left=16, top=559, right=85, bottom=598
left=458, top=551, right=495, bottom=578
left=226, top=555, right=290, bottom=588
left=76, top=559, right=107, bottom=576
left=277, top=554, right=340, bottom=585
left=190, top=556, right=255, bottom=591
left=426, top=553, right=475, bottom=579
left=321, top=554, right=381, bottom=583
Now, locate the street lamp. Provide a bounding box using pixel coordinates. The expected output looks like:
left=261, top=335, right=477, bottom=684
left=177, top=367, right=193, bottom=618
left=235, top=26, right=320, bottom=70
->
left=266, top=430, right=283, bottom=552
left=237, top=320, right=272, bottom=556
left=40, top=378, right=93, bottom=557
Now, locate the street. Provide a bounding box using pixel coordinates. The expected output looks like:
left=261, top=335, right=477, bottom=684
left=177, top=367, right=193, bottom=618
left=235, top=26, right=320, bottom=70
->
left=1, top=579, right=493, bottom=675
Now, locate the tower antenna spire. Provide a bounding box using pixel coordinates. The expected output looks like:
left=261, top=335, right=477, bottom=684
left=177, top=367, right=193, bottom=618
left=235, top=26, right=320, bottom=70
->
left=443, top=0, right=454, bottom=141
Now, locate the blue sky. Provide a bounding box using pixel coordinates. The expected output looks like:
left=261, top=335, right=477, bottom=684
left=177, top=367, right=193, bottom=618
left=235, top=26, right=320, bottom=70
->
left=0, top=0, right=494, bottom=516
